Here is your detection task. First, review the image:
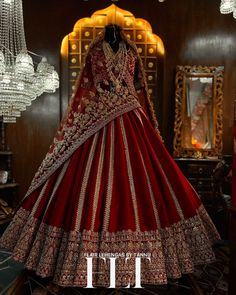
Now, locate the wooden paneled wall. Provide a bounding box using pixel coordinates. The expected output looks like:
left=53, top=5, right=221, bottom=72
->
left=5, top=0, right=236, bottom=199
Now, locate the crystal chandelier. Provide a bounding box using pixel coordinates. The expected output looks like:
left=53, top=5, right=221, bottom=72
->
left=0, top=0, right=59, bottom=123
left=220, top=0, right=236, bottom=18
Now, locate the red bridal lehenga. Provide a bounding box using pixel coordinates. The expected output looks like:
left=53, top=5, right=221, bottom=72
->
left=0, top=30, right=220, bottom=287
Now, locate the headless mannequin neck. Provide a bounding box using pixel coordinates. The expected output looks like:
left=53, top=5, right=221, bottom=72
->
left=104, top=24, right=122, bottom=52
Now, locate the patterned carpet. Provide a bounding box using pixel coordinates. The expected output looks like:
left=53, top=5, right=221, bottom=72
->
left=29, top=279, right=192, bottom=295
left=189, top=243, right=229, bottom=295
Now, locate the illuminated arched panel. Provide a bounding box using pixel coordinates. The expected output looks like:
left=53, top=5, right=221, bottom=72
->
left=60, top=4, right=165, bottom=116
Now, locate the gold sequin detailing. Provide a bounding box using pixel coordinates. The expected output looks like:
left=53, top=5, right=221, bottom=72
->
left=102, top=121, right=115, bottom=232
left=91, top=127, right=107, bottom=231
left=120, top=116, right=140, bottom=231
left=0, top=205, right=219, bottom=287
left=42, top=160, right=70, bottom=219
left=31, top=179, right=49, bottom=216
left=75, top=133, right=99, bottom=231
left=136, top=141, right=161, bottom=228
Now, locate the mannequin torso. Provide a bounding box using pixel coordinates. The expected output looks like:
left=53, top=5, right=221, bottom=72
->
left=104, top=24, right=122, bottom=52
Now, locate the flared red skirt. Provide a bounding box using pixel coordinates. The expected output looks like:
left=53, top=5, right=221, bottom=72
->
left=0, top=107, right=220, bottom=287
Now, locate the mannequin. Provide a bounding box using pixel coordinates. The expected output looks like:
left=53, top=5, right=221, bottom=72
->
left=104, top=24, right=122, bottom=52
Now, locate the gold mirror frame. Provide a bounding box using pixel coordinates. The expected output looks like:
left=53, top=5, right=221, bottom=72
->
left=173, top=65, right=224, bottom=158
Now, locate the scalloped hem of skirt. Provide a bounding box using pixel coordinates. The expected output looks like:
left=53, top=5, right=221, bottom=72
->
left=0, top=205, right=220, bottom=287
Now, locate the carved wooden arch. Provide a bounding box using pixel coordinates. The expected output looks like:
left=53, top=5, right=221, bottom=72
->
left=60, top=4, right=165, bottom=117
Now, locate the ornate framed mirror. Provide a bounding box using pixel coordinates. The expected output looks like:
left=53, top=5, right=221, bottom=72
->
left=173, top=65, right=224, bottom=158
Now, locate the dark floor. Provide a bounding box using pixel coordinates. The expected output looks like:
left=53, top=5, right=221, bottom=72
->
left=27, top=275, right=194, bottom=295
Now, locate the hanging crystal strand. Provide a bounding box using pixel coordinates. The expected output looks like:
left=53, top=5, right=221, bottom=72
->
left=0, top=1, right=11, bottom=64
left=13, top=0, right=21, bottom=56
left=0, top=2, right=4, bottom=52
left=0, top=0, right=59, bottom=122
left=0, top=2, right=6, bottom=74
left=14, top=0, right=27, bottom=53
left=8, top=0, right=15, bottom=66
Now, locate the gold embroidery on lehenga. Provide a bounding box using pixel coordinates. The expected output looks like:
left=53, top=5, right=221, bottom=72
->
left=75, top=133, right=99, bottom=231
left=120, top=116, right=140, bottom=231
left=142, top=132, right=185, bottom=220
left=155, top=158, right=185, bottom=220
left=26, top=41, right=141, bottom=198
left=31, top=179, right=49, bottom=216
left=102, top=41, right=128, bottom=91
left=136, top=134, right=161, bottom=229
left=91, top=126, right=107, bottom=231
left=42, top=159, right=70, bottom=219
left=0, top=205, right=219, bottom=287
left=103, top=120, right=115, bottom=232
